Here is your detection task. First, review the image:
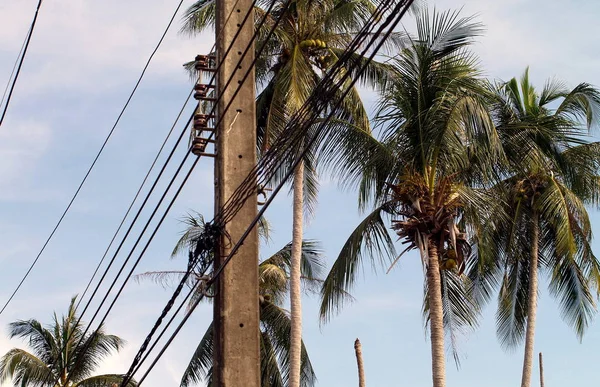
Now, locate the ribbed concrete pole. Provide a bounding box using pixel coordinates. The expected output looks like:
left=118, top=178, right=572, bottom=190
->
left=213, top=0, right=260, bottom=385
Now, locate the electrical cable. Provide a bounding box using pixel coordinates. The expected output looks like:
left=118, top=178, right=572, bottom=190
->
left=73, top=0, right=248, bottom=314
left=62, top=0, right=408, bottom=383
left=0, top=0, right=43, bottom=126
left=75, top=88, right=194, bottom=311
left=73, top=0, right=268, bottom=336
left=48, top=1, right=284, bottom=386
left=0, top=27, right=29, bottom=112
left=120, top=1, right=415, bottom=384
left=0, top=0, right=189, bottom=316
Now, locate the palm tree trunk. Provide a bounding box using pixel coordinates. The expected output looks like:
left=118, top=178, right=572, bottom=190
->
left=521, top=213, right=540, bottom=387
left=426, top=240, right=446, bottom=387
left=539, top=352, right=545, bottom=387
left=289, top=161, right=304, bottom=387
left=354, top=338, right=366, bottom=387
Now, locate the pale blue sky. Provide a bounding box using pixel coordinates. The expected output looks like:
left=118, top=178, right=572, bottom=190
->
left=1, top=1, right=600, bottom=386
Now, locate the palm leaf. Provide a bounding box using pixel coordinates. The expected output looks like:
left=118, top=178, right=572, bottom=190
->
left=0, top=348, right=54, bottom=387
left=319, top=203, right=396, bottom=322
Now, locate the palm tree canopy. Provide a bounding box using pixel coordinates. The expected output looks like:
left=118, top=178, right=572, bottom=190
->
left=469, top=68, right=600, bottom=349
left=319, top=8, right=501, bottom=364
left=0, top=297, right=134, bottom=387
left=181, top=0, right=410, bottom=214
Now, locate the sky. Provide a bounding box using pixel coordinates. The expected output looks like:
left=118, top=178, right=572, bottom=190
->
left=1, top=0, right=600, bottom=386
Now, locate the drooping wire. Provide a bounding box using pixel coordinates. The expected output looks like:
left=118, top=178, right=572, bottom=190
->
left=0, top=0, right=190, bottom=316
left=120, top=1, right=415, bottom=384
left=67, top=0, right=412, bottom=384
left=0, top=28, right=29, bottom=113
left=72, top=0, right=267, bottom=338
left=74, top=88, right=194, bottom=311
left=73, top=0, right=281, bottom=355
left=0, top=0, right=43, bottom=126
left=217, top=0, right=402, bottom=225
left=73, top=0, right=247, bottom=316
left=47, top=1, right=283, bottom=386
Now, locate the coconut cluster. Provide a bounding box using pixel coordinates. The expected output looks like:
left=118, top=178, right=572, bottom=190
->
left=300, top=39, right=331, bottom=70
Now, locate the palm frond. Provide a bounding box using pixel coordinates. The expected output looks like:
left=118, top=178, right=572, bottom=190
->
left=319, top=203, right=395, bottom=322
left=0, top=349, right=54, bottom=387
left=180, top=0, right=216, bottom=36
left=423, top=270, right=480, bottom=367
left=180, top=322, right=213, bottom=387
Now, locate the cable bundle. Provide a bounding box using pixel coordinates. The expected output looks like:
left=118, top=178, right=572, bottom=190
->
left=119, top=0, right=416, bottom=386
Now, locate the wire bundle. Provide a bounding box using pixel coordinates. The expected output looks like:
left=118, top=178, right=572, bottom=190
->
left=118, top=0, right=416, bottom=385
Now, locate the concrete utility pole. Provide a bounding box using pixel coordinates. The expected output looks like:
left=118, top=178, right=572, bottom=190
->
left=213, top=0, right=260, bottom=385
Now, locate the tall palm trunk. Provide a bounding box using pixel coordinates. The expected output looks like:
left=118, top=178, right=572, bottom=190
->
left=289, top=161, right=304, bottom=387
left=539, top=352, right=545, bottom=387
left=426, top=239, right=446, bottom=387
left=354, top=338, right=366, bottom=387
left=521, top=213, right=540, bottom=387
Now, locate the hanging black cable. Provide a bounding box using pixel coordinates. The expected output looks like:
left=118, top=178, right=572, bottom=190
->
left=0, top=28, right=29, bottom=112
left=73, top=0, right=267, bottom=333
left=119, top=1, right=415, bottom=384
left=50, top=1, right=284, bottom=386
left=0, top=0, right=43, bottom=126
left=75, top=89, right=194, bottom=311
left=75, top=0, right=280, bottom=343
left=73, top=0, right=248, bottom=314
left=0, top=0, right=188, bottom=316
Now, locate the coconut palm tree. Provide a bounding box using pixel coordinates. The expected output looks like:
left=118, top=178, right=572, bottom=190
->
left=135, top=213, right=325, bottom=387
left=469, top=69, right=600, bottom=387
left=182, top=1, right=406, bottom=385
left=318, top=9, right=503, bottom=387
left=0, top=297, right=135, bottom=387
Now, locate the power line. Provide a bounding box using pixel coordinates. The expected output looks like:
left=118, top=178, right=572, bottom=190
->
left=0, top=0, right=43, bottom=126
left=73, top=0, right=247, bottom=315
left=45, top=0, right=276, bottom=385
left=0, top=28, right=29, bottom=111
left=61, top=0, right=409, bottom=380
left=119, top=1, right=415, bottom=384
left=72, top=0, right=259, bottom=330
left=74, top=0, right=275, bottom=339
left=75, top=89, right=194, bottom=311
left=0, top=0, right=188, bottom=316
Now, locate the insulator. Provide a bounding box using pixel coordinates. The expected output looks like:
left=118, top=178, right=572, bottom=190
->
left=192, top=137, right=209, bottom=154
left=194, top=83, right=217, bottom=101
left=193, top=113, right=215, bottom=131
left=194, top=54, right=216, bottom=71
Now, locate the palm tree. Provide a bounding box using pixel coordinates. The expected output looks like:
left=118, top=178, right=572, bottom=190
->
left=182, top=1, right=405, bottom=385
left=319, top=9, right=502, bottom=387
left=0, top=297, right=135, bottom=387
left=469, top=69, right=600, bottom=387
left=135, top=213, right=325, bottom=387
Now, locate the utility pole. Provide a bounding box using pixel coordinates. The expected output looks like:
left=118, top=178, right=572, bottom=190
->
left=213, top=0, right=260, bottom=385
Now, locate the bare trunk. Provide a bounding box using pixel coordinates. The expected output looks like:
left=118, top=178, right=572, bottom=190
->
left=426, top=240, right=446, bottom=387
left=520, top=214, right=539, bottom=387
left=539, top=352, right=545, bottom=387
left=354, top=338, right=366, bottom=387
left=289, top=161, right=304, bottom=387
